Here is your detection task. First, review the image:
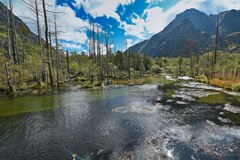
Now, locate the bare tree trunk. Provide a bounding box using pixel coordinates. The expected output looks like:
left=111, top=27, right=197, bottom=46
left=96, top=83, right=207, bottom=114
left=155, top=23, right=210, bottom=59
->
left=22, top=38, right=25, bottom=63
left=48, top=19, right=54, bottom=64
left=97, top=25, right=102, bottom=80
left=35, top=0, right=46, bottom=82
left=128, top=48, right=131, bottom=80
left=105, top=30, right=109, bottom=85
left=12, top=14, right=20, bottom=65
left=34, top=0, right=41, bottom=46
left=88, top=24, right=93, bottom=81
left=6, top=1, right=12, bottom=61
left=42, top=0, right=54, bottom=86
left=179, top=57, right=183, bottom=76
left=188, top=33, right=194, bottom=77
left=8, top=0, right=17, bottom=64
left=66, top=50, right=70, bottom=79
left=92, top=24, right=96, bottom=63
left=54, top=15, right=60, bottom=89
left=2, top=41, right=14, bottom=96
left=125, top=40, right=128, bottom=78
left=213, top=12, right=219, bottom=65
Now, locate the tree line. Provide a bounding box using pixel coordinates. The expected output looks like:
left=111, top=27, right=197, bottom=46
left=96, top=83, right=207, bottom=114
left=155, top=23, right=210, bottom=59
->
left=0, top=1, right=240, bottom=97
left=0, top=0, right=154, bottom=96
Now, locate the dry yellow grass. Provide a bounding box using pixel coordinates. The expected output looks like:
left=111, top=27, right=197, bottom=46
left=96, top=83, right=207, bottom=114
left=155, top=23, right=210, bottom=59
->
left=210, top=79, right=240, bottom=90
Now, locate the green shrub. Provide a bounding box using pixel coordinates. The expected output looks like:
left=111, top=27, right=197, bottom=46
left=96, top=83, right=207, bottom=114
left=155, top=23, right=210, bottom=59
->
left=232, top=83, right=240, bottom=92
left=196, top=75, right=208, bottom=83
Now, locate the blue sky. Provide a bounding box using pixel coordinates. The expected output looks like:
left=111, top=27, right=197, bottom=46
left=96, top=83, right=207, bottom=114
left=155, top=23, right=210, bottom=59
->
left=56, top=0, right=180, bottom=52
left=7, top=0, right=240, bottom=53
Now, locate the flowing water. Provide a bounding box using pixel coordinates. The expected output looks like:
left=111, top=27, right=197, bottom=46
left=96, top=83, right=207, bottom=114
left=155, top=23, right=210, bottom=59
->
left=0, top=76, right=240, bottom=160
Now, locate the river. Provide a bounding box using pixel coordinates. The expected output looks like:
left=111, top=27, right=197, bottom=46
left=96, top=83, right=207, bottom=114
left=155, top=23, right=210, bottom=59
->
left=0, top=76, right=240, bottom=160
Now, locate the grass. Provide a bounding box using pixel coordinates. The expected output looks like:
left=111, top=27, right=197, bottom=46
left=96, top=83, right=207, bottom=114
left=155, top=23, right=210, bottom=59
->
left=196, top=75, right=209, bottom=83
left=226, top=112, right=240, bottom=125
left=232, top=83, right=240, bottom=92
left=210, top=79, right=239, bottom=90
left=196, top=75, right=240, bottom=91
left=0, top=95, right=59, bottom=117
left=165, top=89, right=174, bottom=99
left=197, top=94, right=227, bottom=105
left=113, top=75, right=165, bottom=86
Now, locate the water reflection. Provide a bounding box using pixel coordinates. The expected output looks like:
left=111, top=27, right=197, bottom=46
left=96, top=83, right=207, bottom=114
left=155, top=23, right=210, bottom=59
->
left=0, top=81, right=240, bottom=159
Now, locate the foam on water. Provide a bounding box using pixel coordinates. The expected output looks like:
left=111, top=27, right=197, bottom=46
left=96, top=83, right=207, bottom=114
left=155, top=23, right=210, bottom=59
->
left=223, top=103, right=240, bottom=113
left=180, top=82, right=222, bottom=91
left=166, top=75, right=177, bottom=81
left=113, top=101, right=164, bottom=114
left=178, top=76, right=193, bottom=80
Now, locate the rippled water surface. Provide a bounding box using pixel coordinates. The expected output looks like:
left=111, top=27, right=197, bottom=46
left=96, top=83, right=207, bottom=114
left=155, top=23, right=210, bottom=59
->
left=0, top=77, right=240, bottom=160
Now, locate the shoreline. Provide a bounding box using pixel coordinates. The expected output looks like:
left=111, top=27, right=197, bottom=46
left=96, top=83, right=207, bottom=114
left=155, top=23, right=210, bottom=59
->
left=0, top=74, right=240, bottom=97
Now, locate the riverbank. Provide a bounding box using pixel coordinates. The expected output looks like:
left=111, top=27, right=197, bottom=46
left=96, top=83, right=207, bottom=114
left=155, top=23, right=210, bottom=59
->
left=0, top=75, right=165, bottom=96
left=1, top=74, right=240, bottom=97
left=195, top=75, right=240, bottom=91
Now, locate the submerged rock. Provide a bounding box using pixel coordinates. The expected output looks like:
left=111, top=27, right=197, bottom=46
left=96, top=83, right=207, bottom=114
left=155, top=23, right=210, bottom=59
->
left=178, top=76, right=193, bottom=80
left=180, top=82, right=222, bottom=91
left=172, top=94, right=195, bottom=101
left=224, top=103, right=240, bottom=113
left=165, top=75, right=177, bottom=81
left=224, top=91, right=240, bottom=96
left=176, top=101, right=189, bottom=105
left=176, top=88, right=219, bottom=98
left=218, top=117, right=230, bottom=123
left=113, top=101, right=164, bottom=114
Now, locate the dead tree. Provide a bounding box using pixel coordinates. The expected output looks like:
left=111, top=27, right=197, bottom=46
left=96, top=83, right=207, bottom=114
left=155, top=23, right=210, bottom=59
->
left=188, top=32, right=194, bottom=77
left=21, top=0, right=46, bottom=81
left=105, top=28, right=109, bottom=84
left=66, top=50, right=70, bottom=79
left=125, top=39, right=131, bottom=79
left=92, top=23, right=96, bottom=63
left=6, top=1, right=12, bottom=61
left=8, top=0, right=17, bottom=64
left=104, top=28, right=114, bottom=84
left=96, top=24, right=102, bottom=80
left=128, top=48, right=131, bottom=80
left=54, top=14, right=60, bottom=89
left=210, top=7, right=220, bottom=79
left=88, top=24, right=94, bottom=81
left=42, top=0, right=54, bottom=86
left=213, top=9, right=219, bottom=65
left=48, top=18, right=54, bottom=65
left=2, top=41, right=15, bottom=96
left=28, top=0, right=46, bottom=81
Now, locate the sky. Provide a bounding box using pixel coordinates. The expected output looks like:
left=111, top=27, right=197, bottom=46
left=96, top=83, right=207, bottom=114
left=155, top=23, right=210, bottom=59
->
left=2, top=0, right=240, bottom=53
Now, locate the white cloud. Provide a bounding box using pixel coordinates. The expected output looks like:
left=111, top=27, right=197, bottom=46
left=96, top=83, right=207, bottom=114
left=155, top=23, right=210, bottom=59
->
left=4, top=0, right=240, bottom=51
left=54, top=5, right=89, bottom=45
left=121, top=6, right=165, bottom=39
left=143, top=6, right=166, bottom=34
left=121, top=13, right=146, bottom=39
left=74, top=0, right=135, bottom=20
left=146, top=0, right=164, bottom=6
left=126, top=38, right=139, bottom=48
left=123, top=0, right=240, bottom=40
left=7, top=0, right=90, bottom=52
left=61, top=42, right=84, bottom=51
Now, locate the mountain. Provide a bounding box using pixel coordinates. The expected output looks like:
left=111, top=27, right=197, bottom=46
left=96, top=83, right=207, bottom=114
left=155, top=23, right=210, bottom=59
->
left=129, top=9, right=240, bottom=57
left=0, top=1, right=37, bottom=43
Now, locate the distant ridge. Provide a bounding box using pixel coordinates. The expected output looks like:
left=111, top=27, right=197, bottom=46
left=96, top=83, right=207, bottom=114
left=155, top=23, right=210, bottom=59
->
left=0, top=1, right=38, bottom=43
left=129, top=8, right=240, bottom=57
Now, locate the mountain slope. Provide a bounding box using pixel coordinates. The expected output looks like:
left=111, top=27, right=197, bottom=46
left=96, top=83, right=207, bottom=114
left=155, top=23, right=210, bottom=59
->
left=0, top=1, right=37, bottom=43
left=129, top=9, right=240, bottom=57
